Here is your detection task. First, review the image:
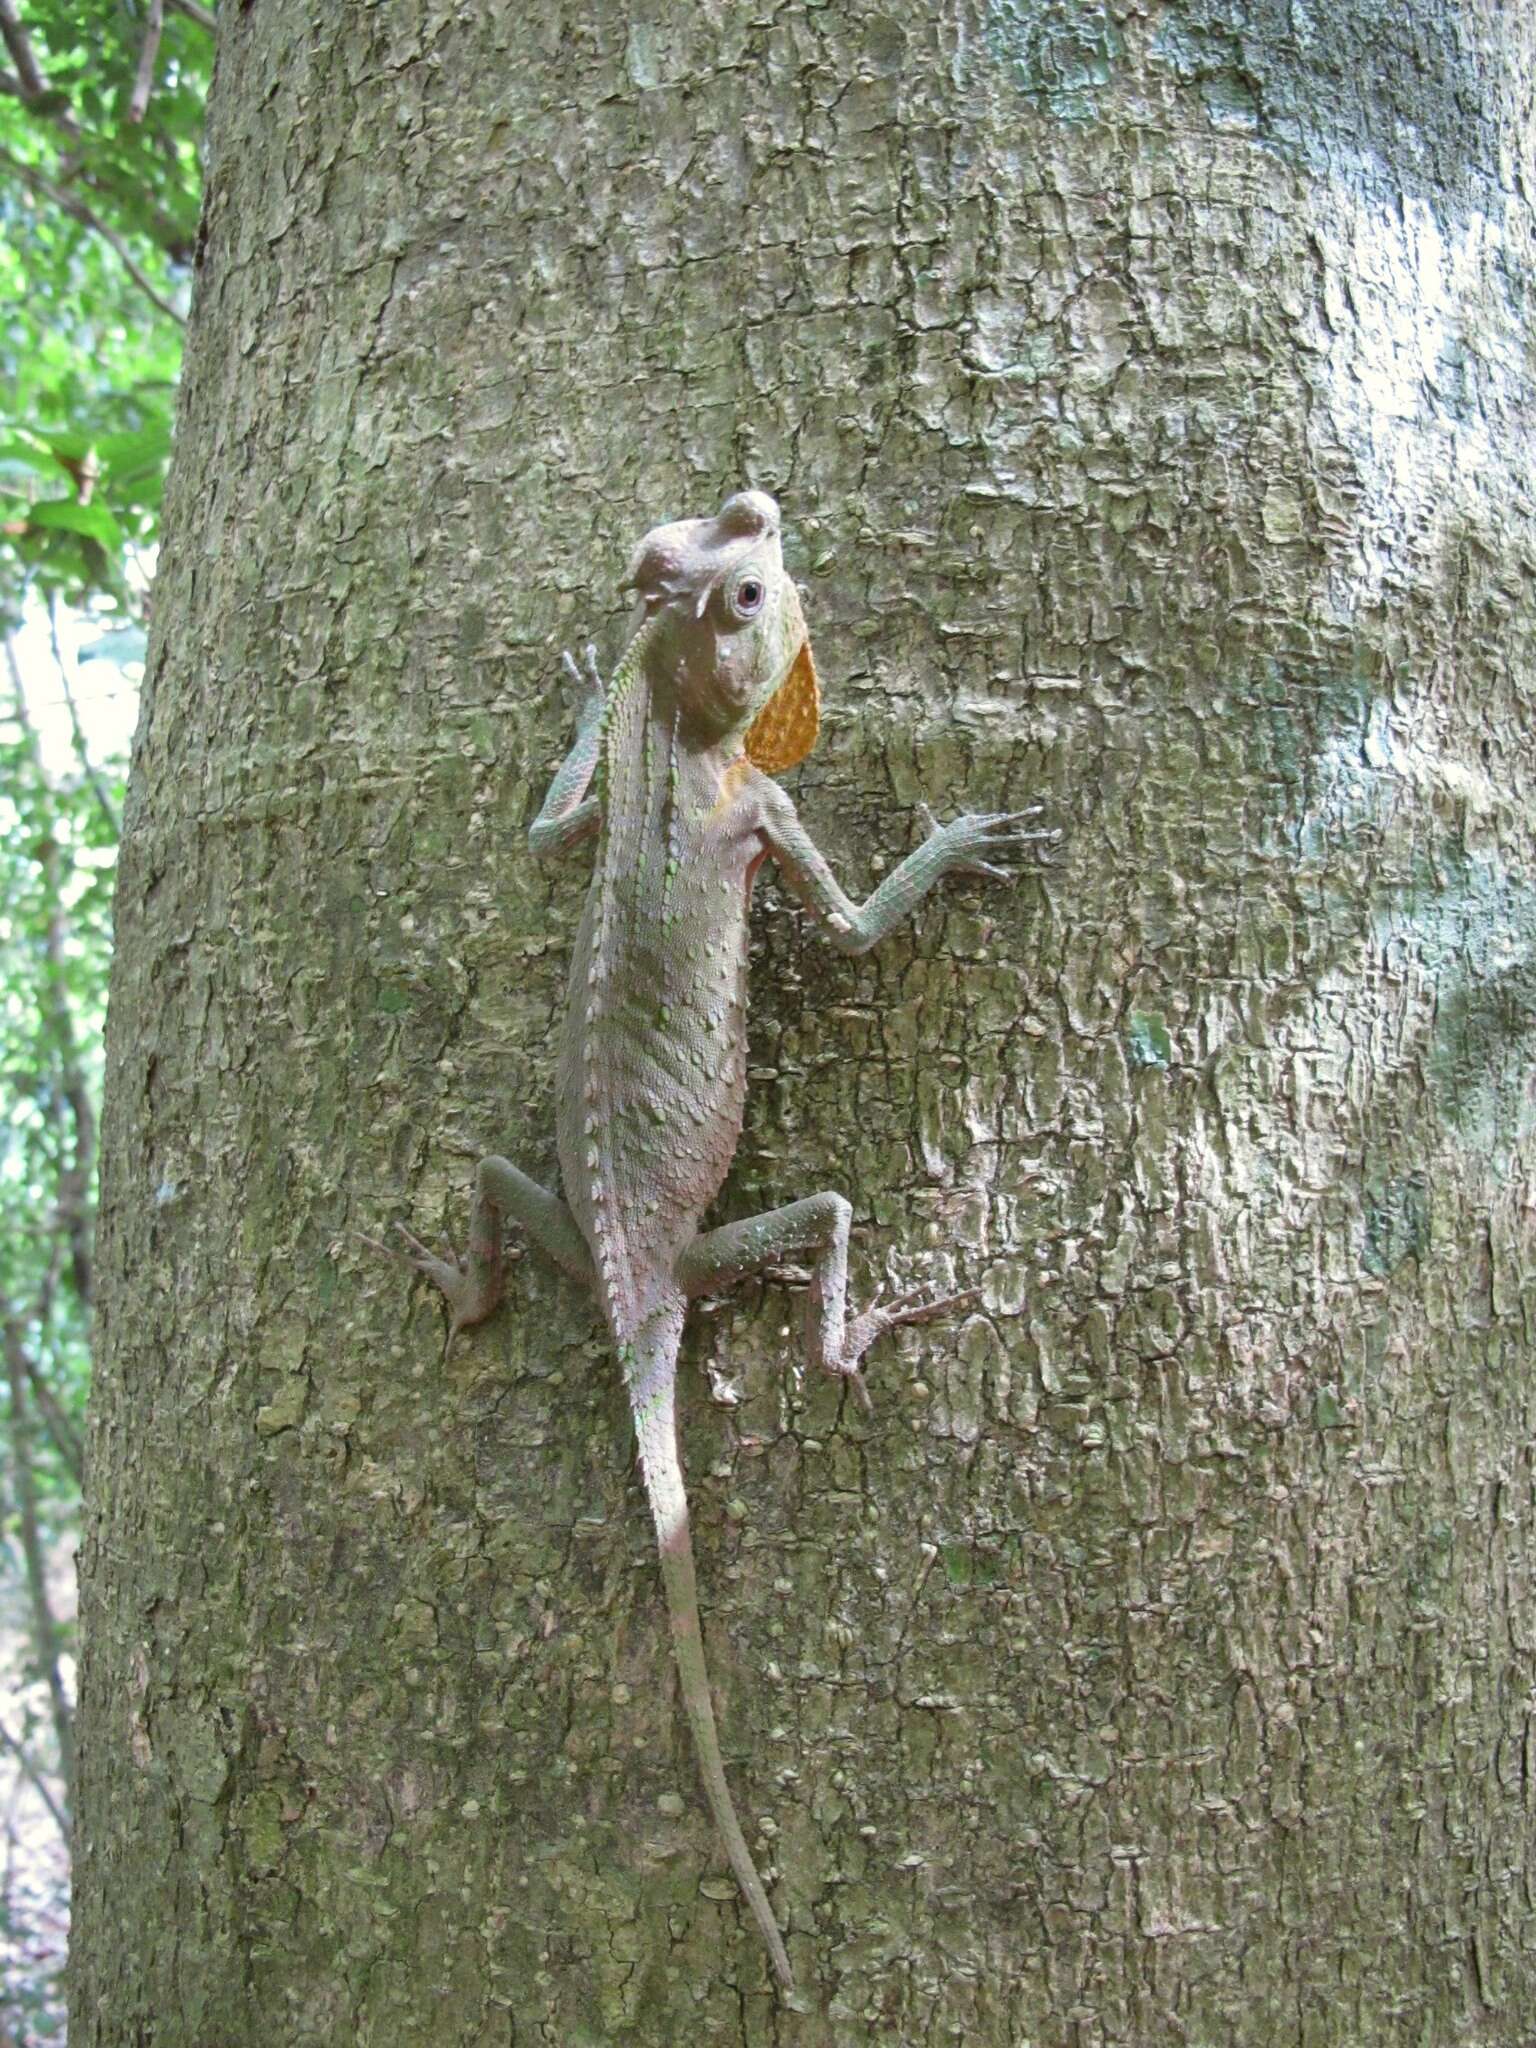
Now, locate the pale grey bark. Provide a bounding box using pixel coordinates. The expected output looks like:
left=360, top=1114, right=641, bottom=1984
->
left=74, top=4, right=1536, bottom=2042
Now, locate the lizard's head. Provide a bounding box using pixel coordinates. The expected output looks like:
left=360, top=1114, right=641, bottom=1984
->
left=625, top=490, right=820, bottom=773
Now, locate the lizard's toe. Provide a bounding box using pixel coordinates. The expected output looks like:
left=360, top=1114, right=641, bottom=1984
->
left=886, top=1285, right=981, bottom=1329
left=838, top=1283, right=980, bottom=1376
left=843, top=1365, right=874, bottom=1416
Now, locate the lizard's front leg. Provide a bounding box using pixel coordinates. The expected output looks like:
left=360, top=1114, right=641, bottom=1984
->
left=527, top=645, right=607, bottom=857
left=388, top=1155, right=593, bottom=1348
left=676, top=1193, right=972, bottom=1413
left=757, top=780, right=1057, bottom=955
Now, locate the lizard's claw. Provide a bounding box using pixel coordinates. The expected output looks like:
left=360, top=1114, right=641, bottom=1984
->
left=926, top=805, right=1063, bottom=882
left=389, top=1222, right=501, bottom=1353
left=393, top=1221, right=466, bottom=1289
left=355, top=1228, right=404, bottom=1263
left=830, top=1283, right=982, bottom=1409
left=561, top=642, right=607, bottom=719
left=869, top=1282, right=982, bottom=1338
left=763, top=1262, right=815, bottom=1288
left=916, top=802, right=1062, bottom=883
left=843, top=1366, right=875, bottom=1417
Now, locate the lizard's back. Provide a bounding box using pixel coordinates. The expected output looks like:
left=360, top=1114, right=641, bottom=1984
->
left=555, top=721, right=767, bottom=1320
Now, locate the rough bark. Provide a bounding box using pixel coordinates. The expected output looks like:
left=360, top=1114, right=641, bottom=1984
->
left=74, top=3, right=1536, bottom=2042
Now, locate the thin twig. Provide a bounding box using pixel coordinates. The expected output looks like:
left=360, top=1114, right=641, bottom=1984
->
left=0, top=0, right=84, bottom=150
left=49, top=131, right=195, bottom=261
left=38, top=859, right=97, bottom=1309
left=3, top=626, right=24, bottom=705
left=21, top=1346, right=83, bottom=1485
left=127, top=0, right=164, bottom=123
left=0, top=1718, right=69, bottom=1842
left=0, top=4, right=195, bottom=254
left=0, top=146, right=185, bottom=325
left=0, top=1238, right=86, bottom=1484
left=0, top=0, right=54, bottom=107
left=165, top=0, right=215, bottom=31
left=24, top=135, right=196, bottom=261
left=0, top=643, right=88, bottom=1490
left=17, top=640, right=100, bottom=1311
left=5, top=629, right=100, bottom=1333
left=44, top=602, right=121, bottom=838
left=0, top=64, right=81, bottom=136
left=2, top=1321, right=73, bottom=1810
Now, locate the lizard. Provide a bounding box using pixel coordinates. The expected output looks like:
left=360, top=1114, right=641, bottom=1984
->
left=385, top=489, right=1054, bottom=1990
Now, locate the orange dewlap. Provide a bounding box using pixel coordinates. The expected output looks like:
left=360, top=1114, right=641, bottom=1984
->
left=744, top=638, right=820, bottom=774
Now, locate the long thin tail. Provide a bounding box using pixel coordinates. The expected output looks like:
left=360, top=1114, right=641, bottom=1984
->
left=624, top=1305, right=795, bottom=1990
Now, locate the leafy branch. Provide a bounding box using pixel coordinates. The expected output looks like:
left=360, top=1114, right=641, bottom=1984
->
left=0, top=142, right=185, bottom=325
left=0, top=0, right=63, bottom=117
left=126, top=0, right=165, bottom=125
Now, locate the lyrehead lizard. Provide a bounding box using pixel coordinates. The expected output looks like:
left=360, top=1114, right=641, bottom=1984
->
left=385, top=490, right=1054, bottom=1988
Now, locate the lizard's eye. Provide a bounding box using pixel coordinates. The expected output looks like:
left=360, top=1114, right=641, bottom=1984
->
left=731, top=574, right=765, bottom=619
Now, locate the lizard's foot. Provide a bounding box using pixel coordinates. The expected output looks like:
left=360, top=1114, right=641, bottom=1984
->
left=561, top=642, right=607, bottom=726
left=763, top=1262, right=815, bottom=1289
left=917, top=801, right=1063, bottom=881
left=370, top=1224, right=504, bottom=1356
left=829, top=1283, right=982, bottom=1414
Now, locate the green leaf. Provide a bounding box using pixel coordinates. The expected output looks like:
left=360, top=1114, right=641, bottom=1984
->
left=95, top=424, right=172, bottom=474
left=27, top=499, right=124, bottom=547
left=0, top=433, right=68, bottom=475
left=33, top=429, right=96, bottom=463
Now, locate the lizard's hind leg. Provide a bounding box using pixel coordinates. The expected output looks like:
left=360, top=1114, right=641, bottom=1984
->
left=677, top=1192, right=974, bottom=1413
left=388, top=1155, right=593, bottom=1346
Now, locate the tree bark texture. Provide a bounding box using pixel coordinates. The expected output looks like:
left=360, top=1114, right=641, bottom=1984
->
left=75, top=4, right=1536, bottom=2043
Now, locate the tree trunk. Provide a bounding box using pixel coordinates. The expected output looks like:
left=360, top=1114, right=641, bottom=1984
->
left=73, top=4, right=1536, bottom=2041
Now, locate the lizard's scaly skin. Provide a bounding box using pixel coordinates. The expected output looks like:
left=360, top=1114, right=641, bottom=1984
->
left=558, top=608, right=793, bottom=1981
left=389, top=492, right=1053, bottom=1992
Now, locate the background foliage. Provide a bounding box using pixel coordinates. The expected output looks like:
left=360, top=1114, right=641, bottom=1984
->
left=0, top=2, right=209, bottom=2033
